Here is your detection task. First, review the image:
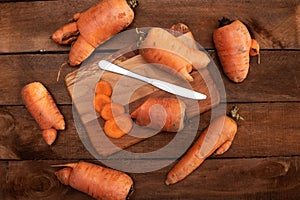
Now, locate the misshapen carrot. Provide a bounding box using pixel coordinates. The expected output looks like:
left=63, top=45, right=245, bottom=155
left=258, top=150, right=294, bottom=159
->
left=139, top=27, right=210, bottom=82
left=52, top=0, right=138, bottom=66
left=131, top=97, right=186, bottom=132
left=54, top=161, right=134, bottom=200
left=213, top=17, right=260, bottom=83
left=21, top=82, right=65, bottom=145
left=165, top=106, right=240, bottom=185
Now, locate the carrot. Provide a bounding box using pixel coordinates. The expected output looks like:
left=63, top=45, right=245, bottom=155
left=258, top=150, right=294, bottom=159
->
left=52, top=0, right=138, bottom=66
left=100, top=102, right=126, bottom=121
left=165, top=106, right=240, bottom=185
left=213, top=17, right=260, bottom=83
left=54, top=161, right=134, bottom=200
left=95, top=80, right=113, bottom=97
left=104, top=113, right=133, bottom=138
left=94, top=93, right=111, bottom=113
left=131, top=97, right=186, bottom=132
left=21, top=82, right=65, bottom=145
left=42, top=128, right=57, bottom=146
left=139, top=27, right=210, bottom=82
left=169, top=23, right=199, bottom=50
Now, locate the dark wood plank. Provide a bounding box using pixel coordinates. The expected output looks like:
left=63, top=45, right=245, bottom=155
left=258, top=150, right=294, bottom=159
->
left=0, top=0, right=299, bottom=53
left=0, top=50, right=298, bottom=105
left=2, top=157, right=300, bottom=199
left=1, top=102, right=299, bottom=160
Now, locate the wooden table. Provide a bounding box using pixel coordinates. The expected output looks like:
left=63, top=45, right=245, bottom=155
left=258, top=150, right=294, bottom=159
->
left=1, top=0, right=300, bottom=199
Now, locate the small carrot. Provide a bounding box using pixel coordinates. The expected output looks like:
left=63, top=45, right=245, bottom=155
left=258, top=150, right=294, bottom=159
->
left=131, top=97, right=186, bottom=132
left=104, top=113, right=133, bottom=139
left=52, top=0, right=138, bottom=66
left=95, top=80, right=113, bottom=96
left=94, top=93, right=111, bottom=113
left=139, top=27, right=210, bottom=82
left=54, top=161, right=134, bottom=200
left=42, top=128, right=57, bottom=146
left=100, top=102, right=126, bottom=121
left=21, top=82, right=65, bottom=145
left=165, top=106, right=240, bottom=185
left=213, top=17, right=260, bottom=83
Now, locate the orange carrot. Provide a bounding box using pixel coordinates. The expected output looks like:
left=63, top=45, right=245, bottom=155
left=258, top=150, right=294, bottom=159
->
left=169, top=23, right=199, bottom=50
left=21, top=82, right=65, bottom=145
left=94, top=93, right=111, bottom=113
left=42, top=128, right=57, bottom=146
left=165, top=106, right=240, bottom=185
left=104, top=113, right=133, bottom=138
left=213, top=17, right=260, bottom=83
left=131, top=97, right=186, bottom=132
left=100, top=102, right=126, bottom=121
left=139, top=27, right=210, bottom=82
left=95, top=80, right=113, bottom=97
left=54, top=161, right=134, bottom=200
left=52, top=0, right=138, bottom=66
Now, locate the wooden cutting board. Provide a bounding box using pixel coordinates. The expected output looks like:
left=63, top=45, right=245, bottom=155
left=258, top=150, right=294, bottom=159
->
left=65, top=45, right=220, bottom=157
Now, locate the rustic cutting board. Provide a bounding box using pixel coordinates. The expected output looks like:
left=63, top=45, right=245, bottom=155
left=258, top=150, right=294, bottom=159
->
left=65, top=44, right=220, bottom=157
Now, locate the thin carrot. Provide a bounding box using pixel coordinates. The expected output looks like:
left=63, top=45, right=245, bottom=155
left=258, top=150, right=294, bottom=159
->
left=213, top=17, right=260, bottom=83
left=131, top=97, right=186, bottom=132
left=94, top=93, right=111, bottom=113
left=95, top=80, right=113, bottom=97
left=54, top=161, right=134, bottom=200
left=139, top=27, right=210, bottom=82
left=104, top=113, right=133, bottom=138
left=21, top=82, right=65, bottom=145
left=100, top=102, right=126, bottom=121
left=52, top=0, right=138, bottom=66
left=165, top=106, right=240, bottom=185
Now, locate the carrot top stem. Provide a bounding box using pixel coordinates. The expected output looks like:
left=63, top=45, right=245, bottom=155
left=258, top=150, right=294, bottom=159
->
left=126, top=0, right=139, bottom=9
left=218, top=17, right=233, bottom=28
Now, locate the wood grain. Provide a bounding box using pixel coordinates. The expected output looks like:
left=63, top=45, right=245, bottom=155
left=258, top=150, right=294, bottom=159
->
left=2, top=157, right=300, bottom=199
left=0, top=0, right=299, bottom=53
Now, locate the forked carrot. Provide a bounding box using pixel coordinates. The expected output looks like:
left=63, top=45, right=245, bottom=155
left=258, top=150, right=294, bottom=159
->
left=100, top=102, right=126, bottom=121
left=54, top=161, right=134, bottom=200
left=95, top=80, right=113, bottom=97
left=139, top=27, right=210, bottom=82
left=104, top=113, right=133, bottom=138
left=213, top=17, right=260, bottom=83
left=165, top=106, right=240, bottom=185
left=131, top=97, right=186, bottom=132
left=52, top=0, right=138, bottom=66
left=21, top=82, right=65, bottom=145
left=94, top=93, right=111, bottom=113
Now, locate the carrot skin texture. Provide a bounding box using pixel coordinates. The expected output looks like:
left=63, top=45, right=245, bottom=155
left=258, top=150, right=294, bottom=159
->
left=21, top=82, right=65, bottom=131
left=213, top=20, right=259, bottom=83
left=139, top=28, right=210, bottom=81
left=55, top=162, right=134, bottom=200
left=131, top=97, right=186, bottom=132
left=52, top=0, right=136, bottom=66
left=165, top=115, right=237, bottom=185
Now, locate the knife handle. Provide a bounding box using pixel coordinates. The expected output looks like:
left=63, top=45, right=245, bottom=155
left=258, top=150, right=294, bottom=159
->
left=99, top=60, right=152, bottom=84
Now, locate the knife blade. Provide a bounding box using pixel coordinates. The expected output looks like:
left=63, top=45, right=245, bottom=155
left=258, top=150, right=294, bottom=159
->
left=98, top=60, right=207, bottom=100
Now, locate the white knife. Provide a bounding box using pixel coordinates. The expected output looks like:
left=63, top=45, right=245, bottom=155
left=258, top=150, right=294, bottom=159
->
left=98, top=60, right=207, bottom=100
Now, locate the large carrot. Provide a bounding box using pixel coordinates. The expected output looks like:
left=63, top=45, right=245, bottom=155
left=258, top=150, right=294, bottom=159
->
left=139, top=27, right=210, bottom=82
left=21, top=82, right=65, bottom=145
left=131, top=97, right=186, bottom=132
left=165, top=107, right=241, bottom=185
left=52, top=0, right=138, bottom=66
left=213, top=17, right=260, bottom=83
left=54, top=161, right=134, bottom=200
